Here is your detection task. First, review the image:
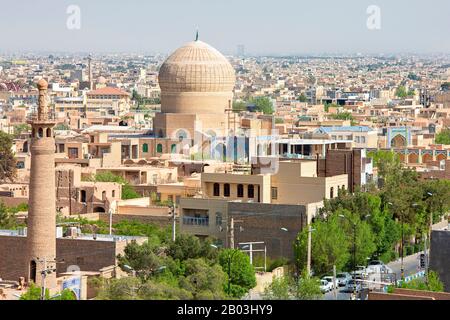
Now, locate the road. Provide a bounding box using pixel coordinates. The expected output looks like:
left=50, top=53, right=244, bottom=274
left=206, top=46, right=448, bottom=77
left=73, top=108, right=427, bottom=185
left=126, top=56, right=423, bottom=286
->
left=324, top=252, right=426, bottom=300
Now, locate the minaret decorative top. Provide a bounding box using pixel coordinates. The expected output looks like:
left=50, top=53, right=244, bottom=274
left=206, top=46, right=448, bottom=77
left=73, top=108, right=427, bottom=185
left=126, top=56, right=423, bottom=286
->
left=36, top=79, right=49, bottom=121
left=195, top=28, right=199, bottom=41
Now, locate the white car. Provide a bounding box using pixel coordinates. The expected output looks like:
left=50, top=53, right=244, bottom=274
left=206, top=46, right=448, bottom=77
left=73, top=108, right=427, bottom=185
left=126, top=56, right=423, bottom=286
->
left=320, top=279, right=333, bottom=293
left=336, top=272, right=352, bottom=286
left=321, top=276, right=338, bottom=289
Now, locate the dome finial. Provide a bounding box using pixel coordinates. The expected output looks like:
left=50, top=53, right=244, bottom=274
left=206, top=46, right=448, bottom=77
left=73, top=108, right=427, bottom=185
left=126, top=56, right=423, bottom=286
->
left=195, top=27, right=199, bottom=41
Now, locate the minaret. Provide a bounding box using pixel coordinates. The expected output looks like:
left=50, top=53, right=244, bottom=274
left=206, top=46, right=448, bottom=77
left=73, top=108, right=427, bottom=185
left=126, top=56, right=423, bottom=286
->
left=88, top=54, right=93, bottom=90
left=26, top=79, right=57, bottom=289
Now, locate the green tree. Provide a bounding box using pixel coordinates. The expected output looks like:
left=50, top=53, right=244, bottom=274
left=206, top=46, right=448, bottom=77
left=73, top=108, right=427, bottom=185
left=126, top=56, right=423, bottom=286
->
left=401, top=271, right=444, bottom=292
left=0, top=201, right=16, bottom=229
left=295, top=214, right=350, bottom=276
left=298, top=93, right=307, bottom=102
left=435, top=129, right=450, bottom=145
left=13, top=123, right=30, bottom=137
left=295, top=272, right=323, bottom=300
left=232, top=100, right=246, bottom=112
left=96, top=277, right=141, bottom=300
left=262, top=276, right=292, bottom=300
left=89, top=171, right=140, bottom=200
left=329, top=112, right=353, bottom=120
left=117, top=240, right=162, bottom=282
left=167, top=234, right=218, bottom=262
left=248, top=96, right=273, bottom=114
left=179, top=258, right=227, bottom=300
left=19, top=283, right=76, bottom=300
left=0, top=131, right=16, bottom=183
left=218, top=249, right=257, bottom=298
left=395, top=86, right=408, bottom=98
left=138, top=279, right=193, bottom=300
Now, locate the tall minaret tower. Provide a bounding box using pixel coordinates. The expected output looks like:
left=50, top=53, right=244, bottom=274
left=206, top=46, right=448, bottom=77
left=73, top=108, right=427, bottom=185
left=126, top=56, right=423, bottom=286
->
left=26, top=79, right=57, bottom=289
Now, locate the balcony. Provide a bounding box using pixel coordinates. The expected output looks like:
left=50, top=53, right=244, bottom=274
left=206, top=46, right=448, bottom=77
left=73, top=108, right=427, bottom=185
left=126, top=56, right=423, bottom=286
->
left=182, top=216, right=209, bottom=226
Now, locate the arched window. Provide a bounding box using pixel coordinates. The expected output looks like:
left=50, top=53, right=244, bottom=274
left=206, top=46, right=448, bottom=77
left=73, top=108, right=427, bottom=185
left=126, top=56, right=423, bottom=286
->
left=216, top=212, right=222, bottom=226
left=46, top=128, right=52, bottom=137
left=142, top=143, right=149, bottom=153
left=38, top=128, right=43, bottom=138
left=29, top=260, right=37, bottom=283
left=171, top=144, right=177, bottom=153
left=112, top=190, right=115, bottom=198
left=224, top=184, right=230, bottom=197
left=248, top=185, right=254, bottom=198
left=156, top=144, right=163, bottom=153
left=102, top=191, right=106, bottom=201
left=237, top=184, right=244, bottom=198
left=330, top=187, right=334, bottom=199
left=213, top=183, right=220, bottom=196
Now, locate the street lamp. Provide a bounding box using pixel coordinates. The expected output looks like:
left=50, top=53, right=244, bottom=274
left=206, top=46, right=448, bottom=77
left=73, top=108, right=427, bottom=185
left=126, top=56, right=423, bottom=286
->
left=339, top=214, right=370, bottom=298
left=227, top=244, right=249, bottom=296
left=281, top=226, right=315, bottom=278
left=387, top=201, right=405, bottom=281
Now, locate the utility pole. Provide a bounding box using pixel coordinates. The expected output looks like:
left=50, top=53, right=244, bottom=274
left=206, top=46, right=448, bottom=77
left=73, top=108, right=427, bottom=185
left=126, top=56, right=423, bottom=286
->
left=307, top=225, right=312, bottom=277
left=333, top=265, right=337, bottom=300
left=171, top=204, right=177, bottom=242
left=230, top=217, right=235, bottom=249
left=400, top=212, right=404, bottom=280
left=109, top=208, right=113, bottom=235
left=423, top=233, right=429, bottom=284
left=40, top=258, right=46, bottom=301
left=229, top=217, right=244, bottom=249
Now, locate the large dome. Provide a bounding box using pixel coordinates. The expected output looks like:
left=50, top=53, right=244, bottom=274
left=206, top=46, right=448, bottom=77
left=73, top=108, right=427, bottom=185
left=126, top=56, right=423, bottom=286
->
left=159, top=40, right=235, bottom=93
left=158, top=40, right=235, bottom=114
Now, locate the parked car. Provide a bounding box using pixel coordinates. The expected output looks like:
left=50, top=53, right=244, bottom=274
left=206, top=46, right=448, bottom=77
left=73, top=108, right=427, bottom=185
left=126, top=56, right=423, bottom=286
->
left=345, top=279, right=362, bottom=293
left=368, top=260, right=384, bottom=267
left=336, top=272, right=352, bottom=286
left=320, top=279, right=333, bottom=293
left=321, top=276, right=338, bottom=289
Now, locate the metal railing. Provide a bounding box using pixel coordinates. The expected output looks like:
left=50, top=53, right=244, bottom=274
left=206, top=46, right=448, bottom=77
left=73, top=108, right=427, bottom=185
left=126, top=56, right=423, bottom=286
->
left=182, top=216, right=209, bottom=226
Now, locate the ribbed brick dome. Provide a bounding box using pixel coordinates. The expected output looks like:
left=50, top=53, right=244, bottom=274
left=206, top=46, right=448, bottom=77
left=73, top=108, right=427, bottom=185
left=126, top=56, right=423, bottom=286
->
left=158, top=40, right=235, bottom=114
left=158, top=40, right=235, bottom=93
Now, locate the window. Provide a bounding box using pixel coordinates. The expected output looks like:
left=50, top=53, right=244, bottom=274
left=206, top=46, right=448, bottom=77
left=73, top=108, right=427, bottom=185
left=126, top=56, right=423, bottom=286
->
left=156, top=143, right=163, bottom=153
left=330, top=187, right=334, bottom=198
left=80, top=190, right=86, bottom=203
left=112, top=190, right=115, bottom=198
left=171, top=144, right=177, bottom=153
left=271, top=187, right=278, bottom=200
left=355, top=136, right=360, bottom=143
left=216, top=213, right=222, bottom=226
left=361, top=136, right=366, bottom=143
left=237, top=184, right=244, bottom=198
left=248, top=185, right=254, bottom=198
left=142, top=143, right=148, bottom=153
left=213, top=183, right=220, bottom=196
left=102, top=191, right=106, bottom=201
left=224, top=184, right=230, bottom=197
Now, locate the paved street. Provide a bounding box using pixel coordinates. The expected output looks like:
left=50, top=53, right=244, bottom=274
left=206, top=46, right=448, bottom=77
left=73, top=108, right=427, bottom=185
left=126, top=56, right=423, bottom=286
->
left=387, top=252, right=426, bottom=280
left=324, top=252, right=427, bottom=300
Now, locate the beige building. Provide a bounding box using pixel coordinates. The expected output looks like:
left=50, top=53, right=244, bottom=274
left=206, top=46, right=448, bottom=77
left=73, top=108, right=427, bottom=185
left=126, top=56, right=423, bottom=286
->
left=200, top=160, right=347, bottom=205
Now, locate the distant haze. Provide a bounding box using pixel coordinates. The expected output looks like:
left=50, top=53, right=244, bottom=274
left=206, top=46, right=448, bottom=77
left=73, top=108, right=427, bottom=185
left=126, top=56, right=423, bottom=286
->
left=0, top=0, right=449, bottom=55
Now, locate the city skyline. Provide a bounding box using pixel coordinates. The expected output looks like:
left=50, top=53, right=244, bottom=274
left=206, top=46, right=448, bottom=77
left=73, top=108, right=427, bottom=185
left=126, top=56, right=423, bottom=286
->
left=1, top=0, right=450, bottom=55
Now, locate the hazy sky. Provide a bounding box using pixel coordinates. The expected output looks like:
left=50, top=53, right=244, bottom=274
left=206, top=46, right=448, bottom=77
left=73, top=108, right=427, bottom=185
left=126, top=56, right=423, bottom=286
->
left=1, top=0, right=450, bottom=55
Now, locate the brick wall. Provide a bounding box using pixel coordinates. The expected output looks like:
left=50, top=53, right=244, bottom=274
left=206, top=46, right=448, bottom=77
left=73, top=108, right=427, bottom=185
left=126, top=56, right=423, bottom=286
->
left=0, top=236, right=27, bottom=281
left=430, top=230, right=450, bottom=292
left=229, top=202, right=307, bottom=259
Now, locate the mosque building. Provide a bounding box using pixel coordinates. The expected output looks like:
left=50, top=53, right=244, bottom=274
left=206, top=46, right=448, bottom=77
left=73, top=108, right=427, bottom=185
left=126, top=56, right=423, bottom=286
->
left=152, top=35, right=277, bottom=164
